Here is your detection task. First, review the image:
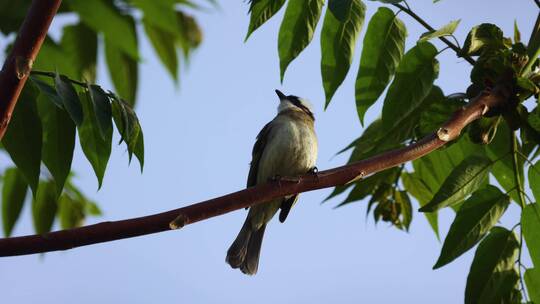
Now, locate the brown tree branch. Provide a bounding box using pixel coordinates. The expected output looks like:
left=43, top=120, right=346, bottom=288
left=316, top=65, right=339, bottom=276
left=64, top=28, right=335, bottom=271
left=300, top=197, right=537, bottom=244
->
left=0, top=0, right=62, bottom=139
left=0, top=83, right=512, bottom=257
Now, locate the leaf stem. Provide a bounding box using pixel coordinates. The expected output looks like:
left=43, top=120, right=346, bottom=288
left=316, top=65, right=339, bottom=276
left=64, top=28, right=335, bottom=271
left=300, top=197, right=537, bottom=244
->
left=390, top=3, right=476, bottom=65
left=517, top=225, right=529, bottom=302
left=510, top=131, right=526, bottom=208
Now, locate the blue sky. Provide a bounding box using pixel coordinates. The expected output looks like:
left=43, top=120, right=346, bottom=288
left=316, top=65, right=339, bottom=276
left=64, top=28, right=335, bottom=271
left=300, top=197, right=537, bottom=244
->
left=0, top=0, right=538, bottom=303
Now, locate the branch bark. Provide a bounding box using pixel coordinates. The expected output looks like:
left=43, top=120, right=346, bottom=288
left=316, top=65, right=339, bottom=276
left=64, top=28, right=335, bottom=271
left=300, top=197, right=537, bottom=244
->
left=0, top=0, right=62, bottom=139
left=0, top=83, right=512, bottom=257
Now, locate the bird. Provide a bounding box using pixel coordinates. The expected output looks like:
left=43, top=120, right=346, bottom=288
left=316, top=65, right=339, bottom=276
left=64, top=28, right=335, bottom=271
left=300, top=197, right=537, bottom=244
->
left=226, top=89, right=318, bottom=275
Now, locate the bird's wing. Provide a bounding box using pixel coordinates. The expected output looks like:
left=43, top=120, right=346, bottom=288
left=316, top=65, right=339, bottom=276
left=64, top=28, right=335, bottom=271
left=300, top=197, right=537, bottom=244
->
left=279, top=195, right=298, bottom=223
left=247, top=121, right=273, bottom=188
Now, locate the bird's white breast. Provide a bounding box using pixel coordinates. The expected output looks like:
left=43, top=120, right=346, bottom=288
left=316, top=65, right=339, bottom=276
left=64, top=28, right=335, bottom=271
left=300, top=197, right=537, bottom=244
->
left=256, top=115, right=318, bottom=183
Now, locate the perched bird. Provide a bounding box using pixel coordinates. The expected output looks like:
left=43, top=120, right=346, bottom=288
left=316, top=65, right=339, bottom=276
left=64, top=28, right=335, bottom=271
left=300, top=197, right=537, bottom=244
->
left=226, top=89, right=318, bottom=275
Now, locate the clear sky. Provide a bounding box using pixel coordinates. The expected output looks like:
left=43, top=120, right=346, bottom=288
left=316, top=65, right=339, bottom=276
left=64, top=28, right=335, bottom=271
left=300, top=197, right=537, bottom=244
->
left=0, top=0, right=537, bottom=303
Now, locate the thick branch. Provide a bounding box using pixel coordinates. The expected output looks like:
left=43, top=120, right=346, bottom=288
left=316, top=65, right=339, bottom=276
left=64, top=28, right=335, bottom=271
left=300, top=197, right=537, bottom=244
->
left=0, top=0, right=61, bottom=139
left=0, top=84, right=512, bottom=257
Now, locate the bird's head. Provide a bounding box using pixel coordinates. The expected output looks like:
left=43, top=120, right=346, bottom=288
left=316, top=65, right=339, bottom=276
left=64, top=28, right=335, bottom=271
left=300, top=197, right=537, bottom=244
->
left=275, top=89, right=314, bottom=119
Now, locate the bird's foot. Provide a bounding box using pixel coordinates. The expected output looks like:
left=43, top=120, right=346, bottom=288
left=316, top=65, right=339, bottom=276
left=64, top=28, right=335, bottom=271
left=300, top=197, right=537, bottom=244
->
left=308, top=166, right=320, bottom=183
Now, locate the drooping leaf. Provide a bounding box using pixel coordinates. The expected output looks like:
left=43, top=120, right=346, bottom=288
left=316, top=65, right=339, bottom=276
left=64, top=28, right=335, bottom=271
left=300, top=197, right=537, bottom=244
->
left=77, top=92, right=112, bottom=188
left=88, top=85, right=113, bottom=140
left=419, top=19, right=460, bottom=42
left=32, top=180, right=58, bottom=234
left=419, top=156, right=492, bottom=212
left=278, top=0, right=324, bottom=81
left=2, top=85, right=42, bottom=195
left=176, top=11, right=202, bottom=59
left=461, top=23, right=508, bottom=57
left=60, top=22, right=98, bottom=82
left=529, top=161, right=540, bottom=202
left=2, top=167, right=28, bottom=237
left=525, top=268, right=540, bottom=304
left=58, top=194, right=85, bottom=229
left=111, top=98, right=144, bottom=170
left=464, top=227, right=519, bottom=304
left=54, top=73, right=83, bottom=126
left=321, top=0, right=366, bottom=107
left=381, top=42, right=439, bottom=131
left=143, top=19, right=178, bottom=80
left=245, top=0, right=286, bottom=40
left=37, top=94, right=76, bottom=194
left=394, top=190, right=412, bottom=231
left=402, top=172, right=439, bottom=238
left=67, top=0, right=139, bottom=59
left=355, top=7, right=406, bottom=124
left=433, top=186, right=510, bottom=269
left=105, top=38, right=138, bottom=106
left=522, top=203, right=540, bottom=267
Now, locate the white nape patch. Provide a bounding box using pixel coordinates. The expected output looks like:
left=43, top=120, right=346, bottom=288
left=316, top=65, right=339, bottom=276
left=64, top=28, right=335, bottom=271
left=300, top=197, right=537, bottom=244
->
left=277, top=97, right=314, bottom=114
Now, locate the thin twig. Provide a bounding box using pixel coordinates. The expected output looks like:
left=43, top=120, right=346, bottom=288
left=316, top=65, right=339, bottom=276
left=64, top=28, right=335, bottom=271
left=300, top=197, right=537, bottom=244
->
left=0, top=0, right=62, bottom=139
left=517, top=226, right=529, bottom=302
left=391, top=2, right=476, bottom=65
left=0, top=80, right=513, bottom=257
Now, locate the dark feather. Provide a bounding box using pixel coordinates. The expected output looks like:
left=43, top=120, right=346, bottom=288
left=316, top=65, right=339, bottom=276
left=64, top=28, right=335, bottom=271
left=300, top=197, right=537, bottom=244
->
left=279, top=195, right=298, bottom=223
left=247, top=122, right=273, bottom=188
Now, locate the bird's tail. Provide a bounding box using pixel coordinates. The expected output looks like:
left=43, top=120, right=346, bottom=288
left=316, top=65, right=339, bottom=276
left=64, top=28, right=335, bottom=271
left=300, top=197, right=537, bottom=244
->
left=226, top=220, right=266, bottom=275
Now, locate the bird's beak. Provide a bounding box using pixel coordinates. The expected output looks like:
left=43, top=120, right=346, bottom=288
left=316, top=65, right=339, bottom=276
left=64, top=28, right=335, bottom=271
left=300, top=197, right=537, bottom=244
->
left=275, top=89, right=286, bottom=101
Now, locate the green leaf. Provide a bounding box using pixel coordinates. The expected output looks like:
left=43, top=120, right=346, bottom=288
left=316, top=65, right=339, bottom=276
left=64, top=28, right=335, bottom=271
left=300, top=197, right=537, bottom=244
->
left=2, top=167, right=28, bottom=237
left=2, top=85, right=42, bottom=195
left=525, top=268, right=540, bottom=304
left=486, top=122, right=523, bottom=203
left=529, top=161, right=540, bottom=202
left=37, top=94, right=76, bottom=194
left=176, top=11, right=202, bottom=59
left=67, top=0, right=139, bottom=59
left=30, top=76, right=63, bottom=108
left=105, top=38, right=138, bottom=106
left=461, top=23, right=507, bottom=56
left=465, top=227, right=519, bottom=304
left=143, top=19, right=178, bottom=80
left=321, top=0, right=365, bottom=107
left=419, top=19, right=460, bottom=42
left=58, top=194, right=85, bottom=229
left=88, top=85, right=113, bottom=140
left=402, top=172, right=439, bottom=238
left=381, top=42, right=439, bottom=130
left=77, top=92, right=112, bottom=188
left=355, top=7, right=406, bottom=125
left=60, top=22, right=97, bottom=82
left=245, top=0, right=286, bottom=40
left=394, top=190, right=412, bottom=231
left=111, top=98, right=144, bottom=170
left=278, top=0, right=324, bottom=81
left=433, top=186, right=510, bottom=269
left=513, top=20, right=520, bottom=43
left=522, top=203, right=540, bottom=267
left=32, top=180, right=58, bottom=234
left=54, top=73, right=83, bottom=126
left=419, top=156, right=492, bottom=212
